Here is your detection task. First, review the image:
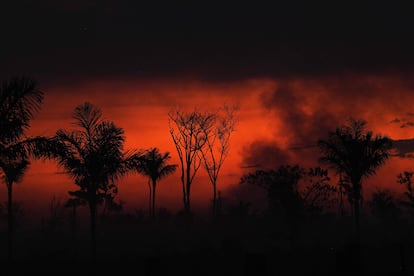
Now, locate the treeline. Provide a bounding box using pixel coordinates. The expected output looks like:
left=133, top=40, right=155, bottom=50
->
left=1, top=76, right=414, bottom=273
left=0, top=76, right=239, bottom=262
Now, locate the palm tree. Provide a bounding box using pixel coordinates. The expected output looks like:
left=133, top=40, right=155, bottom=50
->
left=318, top=118, right=392, bottom=241
left=52, top=102, right=139, bottom=259
left=0, top=76, right=45, bottom=262
left=135, top=148, right=177, bottom=218
left=0, top=156, right=29, bottom=261
left=0, top=76, right=43, bottom=144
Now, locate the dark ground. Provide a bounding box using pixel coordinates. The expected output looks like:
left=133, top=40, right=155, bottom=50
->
left=0, top=211, right=413, bottom=275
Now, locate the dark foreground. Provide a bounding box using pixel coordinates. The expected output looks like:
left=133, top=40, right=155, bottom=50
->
left=1, top=212, right=413, bottom=275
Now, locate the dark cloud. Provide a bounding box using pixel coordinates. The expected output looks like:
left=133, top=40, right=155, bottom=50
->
left=400, top=122, right=414, bottom=128
left=2, top=2, right=414, bottom=85
left=391, top=139, right=414, bottom=158
left=388, top=114, right=414, bottom=129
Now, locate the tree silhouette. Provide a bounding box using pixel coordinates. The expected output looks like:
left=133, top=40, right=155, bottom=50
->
left=241, top=165, right=304, bottom=219
left=200, top=105, right=237, bottom=217
left=369, top=186, right=404, bottom=271
left=51, top=102, right=139, bottom=259
left=369, top=188, right=400, bottom=221
left=0, top=76, right=43, bottom=144
left=240, top=165, right=335, bottom=219
left=301, top=167, right=337, bottom=215
left=318, top=118, right=392, bottom=243
left=168, top=107, right=215, bottom=213
left=240, top=165, right=336, bottom=248
left=65, top=195, right=86, bottom=228
left=0, top=157, right=29, bottom=261
left=397, top=171, right=414, bottom=214
left=0, top=76, right=45, bottom=262
left=135, top=148, right=177, bottom=218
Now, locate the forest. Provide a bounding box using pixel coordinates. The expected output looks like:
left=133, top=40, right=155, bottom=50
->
left=1, top=76, right=414, bottom=275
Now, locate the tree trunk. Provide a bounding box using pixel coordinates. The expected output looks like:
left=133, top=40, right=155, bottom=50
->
left=354, top=197, right=360, bottom=241
left=89, top=193, right=97, bottom=261
left=185, top=160, right=192, bottom=213
left=152, top=180, right=157, bottom=218
left=7, top=181, right=13, bottom=263
left=212, top=182, right=217, bottom=217
left=352, top=180, right=362, bottom=271
left=148, top=179, right=152, bottom=217
left=181, top=173, right=186, bottom=212
left=353, top=180, right=361, bottom=242
left=71, top=205, right=77, bottom=257
left=186, top=183, right=191, bottom=213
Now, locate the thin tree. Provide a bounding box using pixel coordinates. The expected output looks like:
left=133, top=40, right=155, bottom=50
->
left=0, top=157, right=29, bottom=262
left=0, top=76, right=43, bottom=144
left=135, top=148, right=177, bottom=218
left=52, top=102, right=139, bottom=259
left=318, top=118, right=392, bottom=242
left=0, top=76, right=45, bottom=262
left=200, top=105, right=237, bottom=217
left=168, top=107, right=215, bottom=213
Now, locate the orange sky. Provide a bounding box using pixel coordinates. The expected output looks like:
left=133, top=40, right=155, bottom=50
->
left=2, top=75, right=414, bottom=220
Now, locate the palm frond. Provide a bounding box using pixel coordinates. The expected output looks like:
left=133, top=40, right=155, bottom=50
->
left=135, top=148, right=177, bottom=182
left=72, top=102, right=102, bottom=131
left=158, top=164, right=178, bottom=180
left=0, top=76, right=43, bottom=143
left=1, top=158, right=30, bottom=184
left=318, top=118, right=392, bottom=205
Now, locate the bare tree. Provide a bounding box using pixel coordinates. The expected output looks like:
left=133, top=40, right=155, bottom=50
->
left=200, top=105, right=237, bottom=217
left=168, top=107, right=215, bottom=213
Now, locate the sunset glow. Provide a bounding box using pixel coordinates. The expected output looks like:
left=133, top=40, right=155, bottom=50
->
left=3, top=2, right=414, bottom=272
left=0, top=75, right=412, bottom=218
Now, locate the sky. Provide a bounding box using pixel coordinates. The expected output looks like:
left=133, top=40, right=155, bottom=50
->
left=2, top=1, right=414, bottom=218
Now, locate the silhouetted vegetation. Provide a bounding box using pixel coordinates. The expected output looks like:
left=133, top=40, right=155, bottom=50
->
left=133, top=148, right=177, bottom=218
left=47, top=102, right=141, bottom=260
left=369, top=188, right=401, bottom=222
left=240, top=165, right=337, bottom=247
left=318, top=118, right=392, bottom=240
left=168, top=107, right=215, bottom=213
left=2, top=78, right=414, bottom=274
left=200, top=105, right=237, bottom=217
left=317, top=118, right=393, bottom=271
left=0, top=76, right=46, bottom=262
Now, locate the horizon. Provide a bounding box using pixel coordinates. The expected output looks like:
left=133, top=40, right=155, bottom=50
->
left=2, top=2, right=414, bottom=272
left=1, top=76, right=414, bottom=220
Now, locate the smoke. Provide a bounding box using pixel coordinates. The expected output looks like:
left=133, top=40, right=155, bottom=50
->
left=241, top=139, right=291, bottom=170
left=241, top=74, right=414, bottom=171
